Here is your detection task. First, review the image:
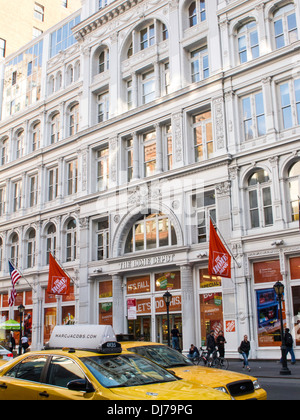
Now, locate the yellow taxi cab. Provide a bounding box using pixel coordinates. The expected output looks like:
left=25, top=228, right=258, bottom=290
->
left=120, top=340, right=267, bottom=401
left=0, top=325, right=231, bottom=401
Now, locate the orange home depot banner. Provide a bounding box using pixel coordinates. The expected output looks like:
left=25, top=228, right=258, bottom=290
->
left=208, top=220, right=231, bottom=279
left=47, top=254, right=71, bottom=295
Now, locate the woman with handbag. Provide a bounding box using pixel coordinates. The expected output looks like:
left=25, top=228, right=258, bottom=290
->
left=239, top=335, right=251, bottom=372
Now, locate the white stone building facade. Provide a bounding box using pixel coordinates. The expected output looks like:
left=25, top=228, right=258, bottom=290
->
left=0, top=0, right=299, bottom=360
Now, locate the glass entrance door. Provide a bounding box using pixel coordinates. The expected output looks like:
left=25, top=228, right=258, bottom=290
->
left=128, top=316, right=151, bottom=341
left=156, top=314, right=182, bottom=347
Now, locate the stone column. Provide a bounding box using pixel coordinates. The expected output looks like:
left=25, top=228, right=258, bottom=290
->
left=112, top=274, right=124, bottom=335
left=180, top=264, right=195, bottom=354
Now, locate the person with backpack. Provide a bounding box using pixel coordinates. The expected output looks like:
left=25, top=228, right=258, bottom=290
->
left=283, top=328, right=296, bottom=365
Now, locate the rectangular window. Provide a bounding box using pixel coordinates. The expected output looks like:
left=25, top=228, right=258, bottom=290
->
left=97, top=92, right=109, bottom=123
left=127, top=79, right=133, bottom=110
left=193, top=110, right=213, bottom=162
left=125, top=138, right=133, bottom=182
left=242, top=91, right=266, bottom=139
left=165, top=124, right=173, bottom=171
left=29, top=175, right=38, bottom=207
left=96, top=220, right=109, bottom=260
left=50, top=15, right=80, bottom=58
left=142, top=70, right=155, bottom=104
left=97, top=147, right=109, bottom=191
left=48, top=167, right=58, bottom=201
left=0, top=38, right=6, bottom=58
left=192, top=190, right=216, bottom=243
left=67, top=160, right=78, bottom=195
left=0, top=187, right=5, bottom=216
left=34, top=3, right=44, bottom=21
left=295, top=79, right=300, bottom=125
left=13, top=181, right=22, bottom=212
left=140, top=24, right=155, bottom=50
left=280, top=83, right=293, bottom=129
left=143, top=131, right=156, bottom=177
left=191, top=47, right=209, bottom=83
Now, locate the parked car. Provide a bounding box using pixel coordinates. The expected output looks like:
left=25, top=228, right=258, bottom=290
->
left=0, top=345, right=13, bottom=362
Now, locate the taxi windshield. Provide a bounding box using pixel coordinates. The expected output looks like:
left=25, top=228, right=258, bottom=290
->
left=81, top=354, right=177, bottom=388
left=127, top=345, right=194, bottom=368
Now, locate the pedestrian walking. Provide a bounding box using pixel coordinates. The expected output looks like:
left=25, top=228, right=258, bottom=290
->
left=206, top=330, right=216, bottom=360
left=239, top=335, right=251, bottom=372
left=21, top=334, right=29, bottom=353
left=171, top=325, right=180, bottom=351
left=216, top=330, right=227, bottom=358
left=283, top=328, right=296, bottom=365
left=187, top=344, right=199, bottom=360
left=9, top=332, right=15, bottom=354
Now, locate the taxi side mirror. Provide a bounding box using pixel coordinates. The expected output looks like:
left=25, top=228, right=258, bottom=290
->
left=67, top=379, right=95, bottom=393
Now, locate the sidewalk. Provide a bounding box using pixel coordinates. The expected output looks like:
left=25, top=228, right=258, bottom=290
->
left=227, top=359, right=300, bottom=379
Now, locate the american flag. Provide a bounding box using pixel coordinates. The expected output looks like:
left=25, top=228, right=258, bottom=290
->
left=8, top=261, right=21, bottom=307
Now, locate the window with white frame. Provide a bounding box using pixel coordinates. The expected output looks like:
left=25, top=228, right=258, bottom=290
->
left=140, top=24, right=155, bottom=50
left=99, top=49, right=109, bottom=73
left=0, top=39, right=6, bottom=58
left=97, top=92, right=109, bottom=123
left=125, top=213, right=177, bottom=253
left=274, top=3, right=298, bottom=49
left=67, top=160, right=78, bottom=195
left=50, top=113, right=60, bottom=144
left=47, top=167, right=58, bottom=201
left=16, top=130, right=24, bottom=159
left=34, top=3, right=44, bottom=21
left=162, top=62, right=170, bottom=95
left=32, top=122, right=41, bottom=151
left=280, top=78, right=300, bottom=129
left=126, top=79, right=133, bottom=110
left=143, top=130, right=156, bottom=177
left=66, top=219, right=77, bottom=262
left=141, top=69, right=155, bottom=104
left=29, top=174, right=38, bottom=207
left=288, top=161, right=300, bottom=222
left=0, top=187, right=5, bottom=217
left=238, top=20, right=260, bottom=64
left=125, top=138, right=133, bottom=182
left=96, top=146, right=109, bottom=191
left=0, top=138, right=8, bottom=165
left=46, top=224, right=56, bottom=264
left=190, top=47, right=209, bottom=83
left=192, top=110, right=213, bottom=162
left=69, top=104, right=79, bottom=136
left=10, top=233, right=19, bottom=268
left=96, top=219, right=109, bottom=260
left=0, top=238, right=2, bottom=271
left=164, top=124, right=173, bottom=171
left=27, top=229, right=36, bottom=268
left=13, top=180, right=22, bottom=212
left=242, top=91, right=266, bottom=140
left=247, top=169, right=273, bottom=229
left=188, top=0, right=206, bottom=28
left=192, top=190, right=216, bottom=243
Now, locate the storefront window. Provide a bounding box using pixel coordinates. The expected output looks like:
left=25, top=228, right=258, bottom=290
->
left=254, top=260, right=285, bottom=347
left=199, top=269, right=222, bottom=288
left=292, top=286, right=300, bottom=346
left=99, top=302, right=113, bottom=325
left=127, top=275, right=150, bottom=294
left=62, top=306, right=75, bottom=325
left=155, top=271, right=181, bottom=291
left=99, top=281, right=112, bottom=298
left=44, top=307, right=57, bottom=343
left=200, top=293, right=224, bottom=346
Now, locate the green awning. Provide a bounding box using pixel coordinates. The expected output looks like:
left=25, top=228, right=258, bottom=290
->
left=0, top=320, right=20, bottom=330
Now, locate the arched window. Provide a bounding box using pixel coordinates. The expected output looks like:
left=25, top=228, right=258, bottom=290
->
left=288, top=161, right=300, bottom=222
left=0, top=136, right=8, bottom=165
left=247, top=169, right=273, bottom=228
left=274, top=3, right=298, bottom=49
left=69, top=103, right=79, bottom=136
left=125, top=213, right=177, bottom=253
left=27, top=229, right=36, bottom=268
left=237, top=20, right=259, bottom=64
left=46, top=224, right=56, bottom=264
left=66, top=219, right=77, bottom=262
left=10, top=233, right=19, bottom=267
left=99, top=49, right=109, bottom=73
left=50, top=113, right=60, bottom=144
left=188, top=0, right=206, bottom=28
left=16, top=130, right=24, bottom=159
left=32, top=122, right=41, bottom=151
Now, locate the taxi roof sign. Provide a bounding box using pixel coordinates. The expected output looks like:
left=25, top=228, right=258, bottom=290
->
left=48, top=324, right=118, bottom=352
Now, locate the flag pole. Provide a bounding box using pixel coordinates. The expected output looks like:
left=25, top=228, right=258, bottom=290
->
left=49, top=252, right=79, bottom=287
left=210, top=217, right=242, bottom=269
left=8, top=260, right=37, bottom=293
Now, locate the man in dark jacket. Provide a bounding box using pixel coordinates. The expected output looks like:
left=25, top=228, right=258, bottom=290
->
left=206, top=330, right=216, bottom=360
left=284, top=328, right=296, bottom=365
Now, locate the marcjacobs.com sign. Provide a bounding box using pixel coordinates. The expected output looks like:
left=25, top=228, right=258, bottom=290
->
left=120, top=254, right=175, bottom=270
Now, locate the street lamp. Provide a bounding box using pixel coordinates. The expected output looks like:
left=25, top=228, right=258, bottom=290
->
left=163, top=291, right=172, bottom=347
left=273, top=281, right=291, bottom=376
left=18, top=304, right=25, bottom=356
